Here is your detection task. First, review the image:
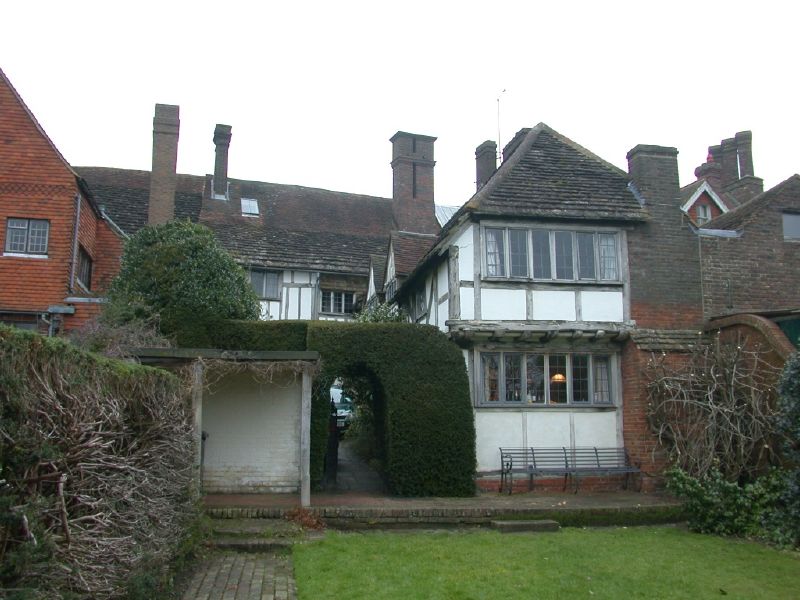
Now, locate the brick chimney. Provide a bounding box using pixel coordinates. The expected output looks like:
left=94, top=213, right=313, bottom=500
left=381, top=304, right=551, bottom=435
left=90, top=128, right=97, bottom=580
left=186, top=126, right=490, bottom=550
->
left=391, top=131, right=439, bottom=234
left=735, top=130, right=754, bottom=178
left=213, top=124, right=232, bottom=199
left=148, top=104, right=180, bottom=225
left=718, top=137, right=739, bottom=188
left=699, top=131, right=762, bottom=206
left=475, top=140, right=497, bottom=191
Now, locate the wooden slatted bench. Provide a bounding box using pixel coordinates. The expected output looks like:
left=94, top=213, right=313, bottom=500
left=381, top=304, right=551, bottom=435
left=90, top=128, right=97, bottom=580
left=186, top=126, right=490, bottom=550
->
left=499, top=446, right=640, bottom=494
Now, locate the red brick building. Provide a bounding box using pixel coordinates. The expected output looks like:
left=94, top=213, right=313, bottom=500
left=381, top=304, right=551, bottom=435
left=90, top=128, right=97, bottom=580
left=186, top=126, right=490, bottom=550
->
left=0, top=68, right=123, bottom=333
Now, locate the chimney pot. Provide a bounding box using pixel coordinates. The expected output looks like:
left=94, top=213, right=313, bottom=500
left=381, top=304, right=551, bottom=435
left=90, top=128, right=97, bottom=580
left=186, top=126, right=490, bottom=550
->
left=148, top=104, right=180, bottom=225
left=213, top=124, right=232, bottom=198
left=475, top=140, right=497, bottom=191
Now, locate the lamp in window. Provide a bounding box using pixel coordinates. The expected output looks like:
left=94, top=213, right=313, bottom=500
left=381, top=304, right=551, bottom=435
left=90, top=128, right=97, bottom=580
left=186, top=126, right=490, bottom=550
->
left=550, top=373, right=566, bottom=384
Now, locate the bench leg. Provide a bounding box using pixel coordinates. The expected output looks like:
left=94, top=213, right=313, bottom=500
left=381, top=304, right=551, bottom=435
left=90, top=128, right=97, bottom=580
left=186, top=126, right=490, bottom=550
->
left=562, top=473, right=569, bottom=492
left=623, top=471, right=629, bottom=491
left=572, top=474, right=580, bottom=494
left=528, top=472, right=533, bottom=492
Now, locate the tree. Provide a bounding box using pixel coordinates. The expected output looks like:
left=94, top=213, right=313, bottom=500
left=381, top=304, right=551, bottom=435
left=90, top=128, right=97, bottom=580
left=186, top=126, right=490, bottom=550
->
left=354, top=302, right=407, bottom=323
left=106, top=221, right=259, bottom=336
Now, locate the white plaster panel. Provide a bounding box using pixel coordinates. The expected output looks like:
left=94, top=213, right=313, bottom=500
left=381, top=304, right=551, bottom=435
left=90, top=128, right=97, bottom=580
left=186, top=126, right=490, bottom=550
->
left=437, top=300, right=449, bottom=332
left=202, top=373, right=301, bottom=493
left=293, top=271, right=311, bottom=284
left=572, top=411, right=619, bottom=447
left=286, top=288, right=300, bottom=319
left=437, top=262, right=448, bottom=299
left=299, top=287, right=312, bottom=319
left=475, top=411, right=526, bottom=472
left=532, top=290, right=577, bottom=321
left=580, top=291, right=624, bottom=322
left=259, top=300, right=280, bottom=320
left=481, top=289, right=527, bottom=321
left=455, top=225, right=474, bottom=282
left=459, top=287, right=475, bottom=320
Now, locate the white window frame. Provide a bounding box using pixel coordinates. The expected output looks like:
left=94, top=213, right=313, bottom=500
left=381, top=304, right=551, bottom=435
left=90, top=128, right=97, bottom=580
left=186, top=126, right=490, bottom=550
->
left=4, top=218, right=50, bottom=256
left=241, top=198, right=259, bottom=217
left=696, top=204, right=711, bottom=225
left=479, top=350, right=615, bottom=407
left=483, top=226, right=620, bottom=283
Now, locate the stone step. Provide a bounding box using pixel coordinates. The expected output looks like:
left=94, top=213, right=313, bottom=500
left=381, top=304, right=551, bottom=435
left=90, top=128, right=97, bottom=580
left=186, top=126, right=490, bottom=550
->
left=211, top=518, right=303, bottom=538
left=210, top=536, right=294, bottom=552
left=491, top=519, right=560, bottom=533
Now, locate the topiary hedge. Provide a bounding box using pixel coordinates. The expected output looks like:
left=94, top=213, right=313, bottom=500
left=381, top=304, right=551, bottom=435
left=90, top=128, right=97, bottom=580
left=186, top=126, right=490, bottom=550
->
left=175, top=318, right=309, bottom=350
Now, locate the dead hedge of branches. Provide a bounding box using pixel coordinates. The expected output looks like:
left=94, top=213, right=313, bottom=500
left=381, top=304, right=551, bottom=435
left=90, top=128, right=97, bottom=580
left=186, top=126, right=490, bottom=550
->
left=0, top=325, right=196, bottom=599
left=646, top=334, right=782, bottom=482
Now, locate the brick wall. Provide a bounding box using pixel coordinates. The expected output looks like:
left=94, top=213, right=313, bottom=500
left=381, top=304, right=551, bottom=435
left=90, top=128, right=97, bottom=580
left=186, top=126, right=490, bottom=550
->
left=700, top=178, right=800, bottom=318
left=626, top=145, right=704, bottom=329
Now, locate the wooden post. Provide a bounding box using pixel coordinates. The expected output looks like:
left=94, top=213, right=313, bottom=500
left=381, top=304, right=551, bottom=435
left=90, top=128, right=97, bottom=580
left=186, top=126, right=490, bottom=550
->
left=300, top=367, right=312, bottom=507
left=192, top=360, right=204, bottom=491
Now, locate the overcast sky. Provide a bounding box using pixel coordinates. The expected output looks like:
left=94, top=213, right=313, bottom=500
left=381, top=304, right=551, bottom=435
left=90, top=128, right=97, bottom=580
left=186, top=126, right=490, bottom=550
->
left=2, top=1, right=797, bottom=206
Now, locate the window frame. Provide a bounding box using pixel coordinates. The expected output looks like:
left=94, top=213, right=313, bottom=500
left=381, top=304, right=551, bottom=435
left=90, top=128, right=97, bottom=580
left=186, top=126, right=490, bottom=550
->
left=76, top=246, right=93, bottom=291
left=4, top=218, right=50, bottom=256
left=783, top=213, right=800, bottom=241
left=249, top=268, right=281, bottom=301
left=483, top=225, right=620, bottom=283
left=696, top=204, right=711, bottom=225
left=478, top=350, right=615, bottom=407
left=321, top=290, right=356, bottom=315
left=241, top=198, right=259, bottom=217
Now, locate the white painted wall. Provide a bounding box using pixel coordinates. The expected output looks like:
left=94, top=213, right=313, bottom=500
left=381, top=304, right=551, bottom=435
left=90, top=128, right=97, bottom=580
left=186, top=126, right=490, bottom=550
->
left=460, top=288, right=475, bottom=320
left=202, top=372, right=301, bottom=493
left=475, top=408, right=619, bottom=472
left=580, top=291, right=624, bottom=322
left=532, top=290, right=576, bottom=321
left=455, top=225, right=474, bottom=282
left=481, top=288, right=527, bottom=320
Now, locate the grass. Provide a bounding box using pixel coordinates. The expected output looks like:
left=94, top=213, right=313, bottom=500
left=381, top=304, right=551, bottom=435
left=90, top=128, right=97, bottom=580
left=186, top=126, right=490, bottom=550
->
left=292, top=526, right=800, bottom=599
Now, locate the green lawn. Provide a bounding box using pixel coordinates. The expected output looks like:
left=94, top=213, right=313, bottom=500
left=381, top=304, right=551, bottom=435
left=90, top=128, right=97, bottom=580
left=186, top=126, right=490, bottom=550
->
left=292, top=526, right=799, bottom=599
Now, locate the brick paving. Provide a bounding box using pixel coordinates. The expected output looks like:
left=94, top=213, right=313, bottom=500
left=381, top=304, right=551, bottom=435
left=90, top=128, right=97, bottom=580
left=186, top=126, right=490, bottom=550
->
left=182, top=551, right=296, bottom=600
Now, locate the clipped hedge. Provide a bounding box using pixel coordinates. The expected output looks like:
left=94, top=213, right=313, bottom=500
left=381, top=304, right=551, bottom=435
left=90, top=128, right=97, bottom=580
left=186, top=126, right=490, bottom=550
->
left=0, top=325, right=197, bottom=598
left=176, top=318, right=309, bottom=351
left=307, top=322, right=475, bottom=496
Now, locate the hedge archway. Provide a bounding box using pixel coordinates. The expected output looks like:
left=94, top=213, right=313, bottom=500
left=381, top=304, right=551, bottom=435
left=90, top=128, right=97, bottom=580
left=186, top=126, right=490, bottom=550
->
left=178, top=320, right=476, bottom=496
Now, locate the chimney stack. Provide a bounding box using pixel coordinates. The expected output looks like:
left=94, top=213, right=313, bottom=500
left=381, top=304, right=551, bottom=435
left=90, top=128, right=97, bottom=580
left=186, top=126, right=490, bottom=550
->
left=213, top=124, right=232, bottom=198
left=718, top=137, right=739, bottom=188
left=697, top=131, right=762, bottom=205
left=148, top=104, right=180, bottom=225
left=475, top=140, right=497, bottom=191
left=390, top=131, right=439, bottom=234
left=735, top=130, right=754, bottom=178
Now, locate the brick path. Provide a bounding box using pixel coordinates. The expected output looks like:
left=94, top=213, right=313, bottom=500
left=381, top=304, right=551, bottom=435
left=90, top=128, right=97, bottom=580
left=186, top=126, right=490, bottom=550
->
left=182, top=551, right=297, bottom=600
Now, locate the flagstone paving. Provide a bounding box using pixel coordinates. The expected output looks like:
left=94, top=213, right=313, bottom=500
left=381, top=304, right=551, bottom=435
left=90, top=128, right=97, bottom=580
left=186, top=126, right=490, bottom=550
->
left=181, top=551, right=296, bottom=600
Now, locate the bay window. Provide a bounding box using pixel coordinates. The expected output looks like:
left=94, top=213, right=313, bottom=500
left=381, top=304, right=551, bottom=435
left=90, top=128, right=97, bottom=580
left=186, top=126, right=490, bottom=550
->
left=479, top=351, right=614, bottom=406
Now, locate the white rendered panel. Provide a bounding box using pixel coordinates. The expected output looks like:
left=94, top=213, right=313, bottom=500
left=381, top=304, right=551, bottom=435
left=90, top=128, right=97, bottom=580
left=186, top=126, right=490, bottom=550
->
left=203, top=373, right=301, bottom=492
left=481, top=288, right=527, bottom=321
left=437, top=262, right=449, bottom=299
left=438, top=300, right=449, bottom=332
left=532, top=290, right=576, bottom=321
left=294, top=271, right=311, bottom=284
left=580, top=291, right=624, bottom=322
left=456, top=225, right=474, bottom=282
left=459, top=287, right=474, bottom=320
left=287, top=288, right=300, bottom=319
left=572, top=411, right=619, bottom=447
left=299, top=287, right=313, bottom=319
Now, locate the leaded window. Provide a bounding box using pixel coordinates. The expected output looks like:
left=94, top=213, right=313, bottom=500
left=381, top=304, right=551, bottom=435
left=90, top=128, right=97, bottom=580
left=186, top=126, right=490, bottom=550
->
left=250, top=269, right=280, bottom=300
left=4, top=218, right=49, bottom=255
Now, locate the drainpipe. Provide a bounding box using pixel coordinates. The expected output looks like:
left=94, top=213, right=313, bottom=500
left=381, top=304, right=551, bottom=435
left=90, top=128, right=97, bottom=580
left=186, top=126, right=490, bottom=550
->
left=69, top=193, right=82, bottom=294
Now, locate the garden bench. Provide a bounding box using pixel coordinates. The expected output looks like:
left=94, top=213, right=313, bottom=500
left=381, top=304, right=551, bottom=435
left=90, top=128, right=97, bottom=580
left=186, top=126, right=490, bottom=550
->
left=499, top=446, right=640, bottom=494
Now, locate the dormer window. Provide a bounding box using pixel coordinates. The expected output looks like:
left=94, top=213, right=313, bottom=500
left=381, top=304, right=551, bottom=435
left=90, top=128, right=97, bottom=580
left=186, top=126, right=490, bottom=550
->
left=696, top=204, right=711, bottom=225
left=241, top=198, right=259, bottom=217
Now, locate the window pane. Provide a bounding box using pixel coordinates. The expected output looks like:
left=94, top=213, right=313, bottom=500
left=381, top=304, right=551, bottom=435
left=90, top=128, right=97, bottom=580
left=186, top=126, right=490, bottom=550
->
left=344, top=293, right=355, bottom=314
left=598, top=233, right=618, bottom=280
left=783, top=213, right=800, bottom=240
left=526, top=354, right=545, bottom=404
left=577, top=233, right=596, bottom=280
left=532, top=230, right=551, bottom=278
left=321, top=291, right=332, bottom=313
left=27, top=221, right=48, bottom=254
left=5, top=219, right=27, bottom=252
left=549, top=354, right=568, bottom=403
left=77, top=247, right=92, bottom=289
left=572, top=355, right=590, bottom=402
left=333, top=292, right=344, bottom=313
left=250, top=270, right=266, bottom=297
left=593, top=356, right=611, bottom=403
left=554, top=231, right=574, bottom=280
left=482, top=353, right=500, bottom=402
left=509, top=229, right=528, bottom=277
left=485, top=228, right=506, bottom=277
left=265, top=272, right=279, bottom=299
left=505, top=353, right=522, bottom=402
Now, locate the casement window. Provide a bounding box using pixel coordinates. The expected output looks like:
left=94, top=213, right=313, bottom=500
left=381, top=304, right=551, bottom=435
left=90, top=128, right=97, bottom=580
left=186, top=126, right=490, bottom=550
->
left=241, top=198, right=259, bottom=216
left=484, top=227, right=619, bottom=282
left=696, top=204, right=711, bottom=225
left=77, top=246, right=93, bottom=290
left=321, top=290, right=355, bottom=314
left=414, top=287, right=427, bottom=319
left=249, top=269, right=281, bottom=300
left=4, top=218, right=49, bottom=255
left=783, top=213, right=800, bottom=241
left=480, top=351, right=613, bottom=406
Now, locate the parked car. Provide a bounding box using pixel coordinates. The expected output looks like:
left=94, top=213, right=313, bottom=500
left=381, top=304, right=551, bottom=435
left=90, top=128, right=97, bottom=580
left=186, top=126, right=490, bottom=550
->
left=330, top=383, right=354, bottom=431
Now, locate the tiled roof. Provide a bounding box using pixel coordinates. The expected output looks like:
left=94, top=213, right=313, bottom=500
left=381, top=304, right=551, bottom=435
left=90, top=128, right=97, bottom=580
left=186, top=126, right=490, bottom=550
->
left=435, top=204, right=458, bottom=227
left=630, top=329, right=708, bottom=352
left=391, top=231, right=437, bottom=277
left=703, top=174, right=800, bottom=230
left=76, top=167, right=396, bottom=277
left=466, top=124, right=646, bottom=222
left=370, top=254, right=387, bottom=291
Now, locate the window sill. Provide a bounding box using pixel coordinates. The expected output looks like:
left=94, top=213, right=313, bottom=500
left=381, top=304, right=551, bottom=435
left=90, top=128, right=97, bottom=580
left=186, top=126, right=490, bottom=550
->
left=483, top=277, right=622, bottom=286
left=319, top=311, right=356, bottom=317
left=3, top=252, right=48, bottom=259
left=476, top=404, right=617, bottom=411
